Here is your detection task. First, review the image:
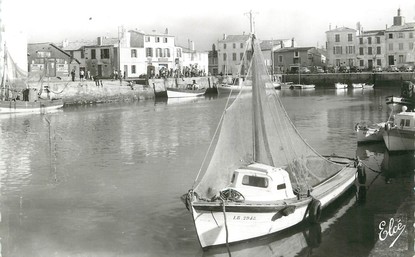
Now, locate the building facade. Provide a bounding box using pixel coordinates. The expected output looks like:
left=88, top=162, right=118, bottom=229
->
left=217, top=34, right=251, bottom=76
left=356, top=30, right=386, bottom=69
left=326, top=26, right=357, bottom=68
left=208, top=44, right=218, bottom=76
left=273, top=47, right=326, bottom=73
left=260, top=39, right=295, bottom=74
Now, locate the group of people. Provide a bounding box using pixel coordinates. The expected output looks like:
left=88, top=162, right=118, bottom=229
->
left=71, top=68, right=92, bottom=82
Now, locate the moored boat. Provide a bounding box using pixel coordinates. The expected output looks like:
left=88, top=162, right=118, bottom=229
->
left=355, top=121, right=386, bottom=143
left=383, top=110, right=415, bottom=151
left=166, top=87, right=206, bottom=98
left=182, top=23, right=358, bottom=249
left=291, top=84, right=315, bottom=89
left=335, top=83, right=348, bottom=89
left=352, top=83, right=364, bottom=88
left=0, top=98, right=63, bottom=114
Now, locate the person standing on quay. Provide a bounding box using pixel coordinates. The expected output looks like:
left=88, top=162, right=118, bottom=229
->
left=80, top=69, right=85, bottom=81
left=71, top=68, right=76, bottom=82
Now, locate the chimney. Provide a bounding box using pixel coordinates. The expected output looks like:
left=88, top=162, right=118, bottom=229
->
left=165, top=28, right=168, bottom=34
left=291, top=38, right=295, bottom=47
left=97, top=37, right=103, bottom=46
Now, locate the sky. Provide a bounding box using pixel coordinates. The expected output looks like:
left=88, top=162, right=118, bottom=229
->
left=4, top=0, right=415, bottom=51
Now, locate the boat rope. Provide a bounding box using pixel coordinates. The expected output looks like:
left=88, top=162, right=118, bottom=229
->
left=220, top=197, right=232, bottom=257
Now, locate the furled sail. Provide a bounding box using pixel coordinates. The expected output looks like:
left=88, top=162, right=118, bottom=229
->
left=194, top=36, right=344, bottom=199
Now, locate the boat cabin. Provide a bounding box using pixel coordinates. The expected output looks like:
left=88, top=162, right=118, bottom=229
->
left=393, top=112, right=415, bottom=131
left=225, top=163, right=296, bottom=202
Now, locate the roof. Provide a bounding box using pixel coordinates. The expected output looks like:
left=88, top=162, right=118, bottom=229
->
left=359, top=30, right=385, bottom=36
left=386, top=22, right=415, bottom=32
left=27, top=42, right=80, bottom=64
left=326, top=26, right=356, bottom=33
left=274, top=47, right=314, bottom=53
left=219, top=35, right=250, bottom=43
left=58, top=40, right=95, bottom=51
left=259, top=39, right=288, bottom=50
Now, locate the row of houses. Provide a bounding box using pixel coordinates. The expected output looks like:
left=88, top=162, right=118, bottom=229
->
left=25, top=8, right=415, bottom=81
left=326, top=8, right=415, bottom=70
left=28, top=28, right=209, bottom=81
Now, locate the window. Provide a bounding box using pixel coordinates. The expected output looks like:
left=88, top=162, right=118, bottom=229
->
left=399, top=55, right=404, bottom=63
left=131, top=65, right=136, bottom=74
left=91, top=49, right=96, bottom=59
left=359, top=47, right=364, bottom=55
left=101, top=49, right=109, bottom=59
left=359, top=38, right=363, bottom=44
left=224, top=43, right=227, bottom=49
left=80, top=49, right=84, bottom=59
left=232, top=53, right=236, bottom=61
left=376, top=37, right=381, bottom=44
left=163, top=37, right=168, bottom=43
left=156, top=37, right=160, bottom=43
left=336, top=59, right=341, bottom=66
left=389, top=43, right=393, bottom=51
left=156, top=48, right=162, bottom=57
left=294, top=51, right=299, bottom=57
left=368, top=37, right=372, bottom=44
left=242, top=175, right=268, bottom=188
left=233, top=43, right=236, bottom=49
left=145, top=36, right=150, bottom=42
left=400, top=119, right=405, bottom=127
left=405, top=119, right=410, bottom=126
left=399, top=43, right=404, bottom=50
left=131, top=49, right=137, bottom=58
left=240, top=53, right=244, bottom=60
left=398, top=32, right=404, bottom=38
left=348, top=33, right=353, bottom=42
left=410, top=42, right=414, bottom=50
left=377, top=46, right=381, bottom=55
left=278, top=55, right=283, bottom=63
left=346, top=46, right=354, bottom=54
left=223, top=53, right=227, bottom=61
left=240, top=43, right=243, bottom=48
left=277, top=183, right=286, bottom=190
left=368, top=47, right=372, bottom=55
left=146, top=47, right=153, bottom=57
left=334, top=46, right=342, bottom=54
left=377, top=59, right=381, bottom=66
left=37, top=51, right=51, bottom=58
left=410, top=32, right=414, bottom=39
left=389, top=33, right=393, bottom=39
left=164, top=48, right=170, bottom=57
left=360, top=60, right=364, bottom=66
left=176, top=48, right=182, bottom=58
left=335, top=34, right=340, bottom=42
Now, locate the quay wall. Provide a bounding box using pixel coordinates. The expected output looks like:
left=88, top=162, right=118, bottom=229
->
left=27, top=80, right=154, bottom=105
left=283, top=72, right=415, bottom=87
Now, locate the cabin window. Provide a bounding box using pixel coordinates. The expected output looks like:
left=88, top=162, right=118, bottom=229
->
left=405, top=119, right=410, bottom=126
left=277, top=183, right=286, bottom=190
left=400, top=119, right=405, bottom=127
left=242, top=175, right=268, bottom=188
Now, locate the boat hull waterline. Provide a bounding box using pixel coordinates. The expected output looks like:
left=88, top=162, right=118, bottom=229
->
left=166, top=88, right=206, bottom=98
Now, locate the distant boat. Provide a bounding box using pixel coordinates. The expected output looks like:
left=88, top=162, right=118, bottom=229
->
left=383, top=110, right=415, bottom=151
left=291, top=84, right=315, bottom=89
left=335, top=83, right=348, bottom=89
left=363, top=83, right=374, bottom=88
left=182, top=26, right=358, bottom=249
left=352, top=83, right=364, bottom=88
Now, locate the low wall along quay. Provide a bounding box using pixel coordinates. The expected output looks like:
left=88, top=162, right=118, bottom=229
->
left=283, top=72, right=415, bottom=87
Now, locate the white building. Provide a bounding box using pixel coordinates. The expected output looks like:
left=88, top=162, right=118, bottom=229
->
left=217, top=34, right=251, bottom=76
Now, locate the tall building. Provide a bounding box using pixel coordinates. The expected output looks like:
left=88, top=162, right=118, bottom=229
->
left=217, top=34, right=251, bottom=76
left=325, top=26, right=357, bottom=68
left=356, top=30, right=385, bottom=69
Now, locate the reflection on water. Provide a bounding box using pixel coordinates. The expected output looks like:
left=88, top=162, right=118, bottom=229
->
left=0, top=87, right=413, bottom=256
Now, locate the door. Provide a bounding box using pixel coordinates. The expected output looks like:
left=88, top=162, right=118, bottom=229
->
left=368, top=60, right=373, bottom=69
left=388, top=55, right=395, bottom=66
left=46, top=59, right=56, bottom=77
left=98, top=65, right=102, bottom=77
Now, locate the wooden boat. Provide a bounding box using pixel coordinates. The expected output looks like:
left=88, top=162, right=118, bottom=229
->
left=383, top=110, right=415, bottom=151
left=335, top=83, right=348, bottom=89
left=362, top=83, right=374, bottom=89
left=352, top=83, right=364, bottom=88
left=166, top=87, right=206, bottom=98
left=355, top=121, right=386, bottom=143
left=182, top=25, right=358, bottom=249
left=0, top=43, right=64, bottom=114
left=0, top=98, right=63, bottom=114
left=291, top=84, right=315, bottom=89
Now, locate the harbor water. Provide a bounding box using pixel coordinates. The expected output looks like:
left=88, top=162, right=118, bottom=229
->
left=0, top=86, right=414, bottom=257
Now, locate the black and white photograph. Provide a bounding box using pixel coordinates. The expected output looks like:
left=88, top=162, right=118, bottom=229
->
left=0, top=0, right=415, bottom=256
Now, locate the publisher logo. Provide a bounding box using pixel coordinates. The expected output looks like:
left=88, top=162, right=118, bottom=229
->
left=374, top=214, right=408, bottom=253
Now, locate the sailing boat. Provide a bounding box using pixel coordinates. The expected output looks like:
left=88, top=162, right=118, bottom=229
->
left=0, top=43, right=64, bottom=114
left=182, top=25, right=358, bottom=249
left=290, top=65, right=315, bottom=89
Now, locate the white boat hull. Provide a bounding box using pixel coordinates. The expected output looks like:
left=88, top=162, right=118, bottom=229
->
left=0, top=100, right=64, bottom=114
left=383, top=128, right=415, bottom=151
left=356, top=122, right=385, bottom=143
left=166, top=89, right=205, bottom=98
left=191, top=166, right=356, bottom=248
left=335, top=83, right=347, bottom=89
